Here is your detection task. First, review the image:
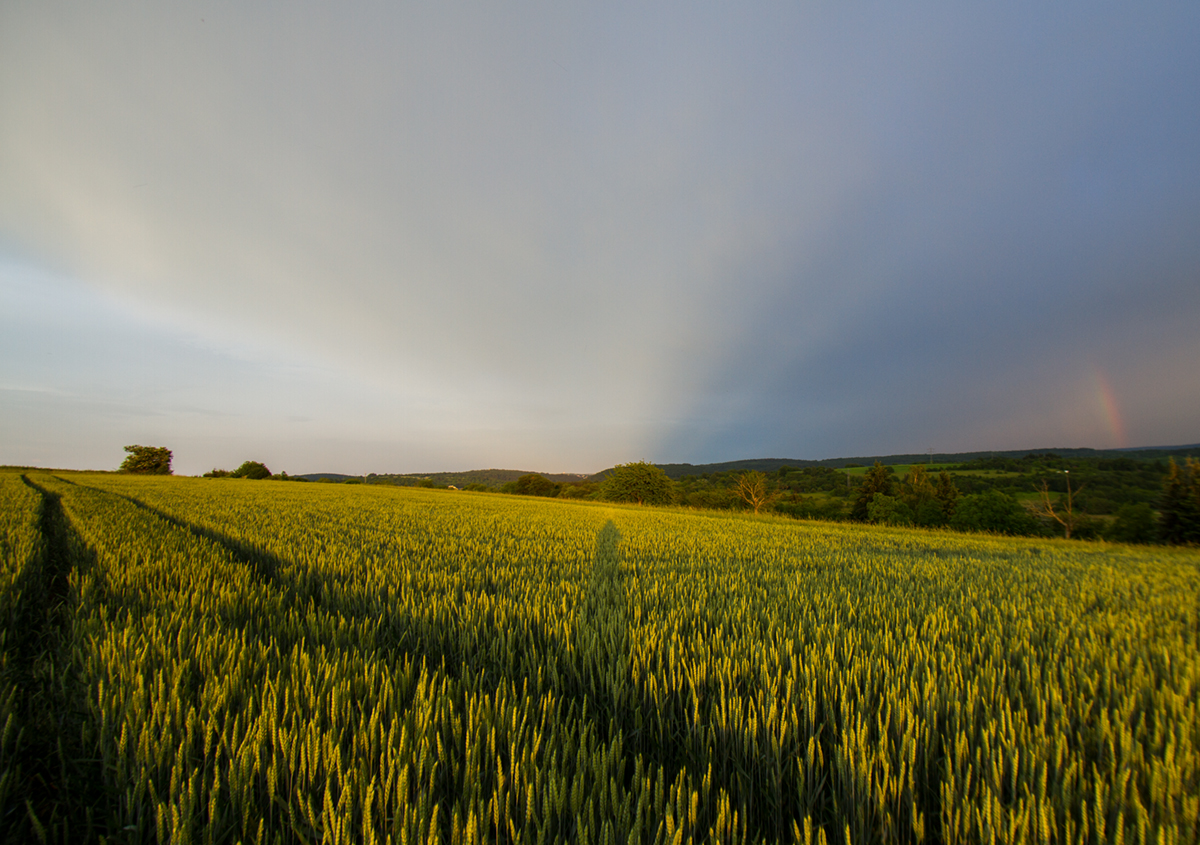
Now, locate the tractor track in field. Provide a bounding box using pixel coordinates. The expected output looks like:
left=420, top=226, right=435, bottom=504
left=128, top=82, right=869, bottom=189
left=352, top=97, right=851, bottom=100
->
left=93, top=486, right=286, bottom=589
left=8, top=476, right=107, bottom=843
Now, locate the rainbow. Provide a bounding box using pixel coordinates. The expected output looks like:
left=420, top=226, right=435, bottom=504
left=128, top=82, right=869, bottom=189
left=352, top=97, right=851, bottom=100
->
left=1092, top=367, right=1128, bottom=448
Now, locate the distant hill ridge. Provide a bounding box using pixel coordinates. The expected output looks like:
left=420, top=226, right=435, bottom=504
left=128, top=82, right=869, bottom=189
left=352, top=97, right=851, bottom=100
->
left=638, top=443, right=1200, bottom=480
left=300, top=443, right=1199, bottom=486
left=298, top=469, right=590, bottom=486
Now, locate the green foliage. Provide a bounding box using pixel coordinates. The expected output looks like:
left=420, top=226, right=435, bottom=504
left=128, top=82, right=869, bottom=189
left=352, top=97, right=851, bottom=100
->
left=599, top=461, right=674, bottom=505
left=514, top=473, right=560, bottom=497
left=363, top=468, right=591, bottom=490
left=558, top=482, right=598, bottom=499
left=950, top=490, right=1042, bottom=535
left=1108, top=502, right=1157, bottom=544
left=229, top=460, right=271, bottom=480
left=211, top=464, right=303, bottom=482
left=900, top=465, right=948, bottom=526
left=935, top=470, right=959, bottom=519
left=850, top=462, right=895, bottom=521
left=912, top=499, right=945, bottom=526
left=774, top=495, right=849, bottom=521
left=782, top=466, right=846, bottom=494
left=900, top=464, right=934, bottom=506
left=866, top=493, right=914, bottom=526
left=118, top=444, right=172, bottom=475
left=1159, top=457, right=1200, bottom=544
left=949, top=453, right=1168, bottom=511
left=1067, top=513, right=1105, bottom=541
left=268, top=471, right=306, bottom=482
left=679, top=483, right=737, bottom=510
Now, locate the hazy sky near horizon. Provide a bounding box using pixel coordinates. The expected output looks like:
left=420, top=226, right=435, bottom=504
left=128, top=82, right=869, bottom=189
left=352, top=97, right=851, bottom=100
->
left=3, top=2, right=1199, bottom=475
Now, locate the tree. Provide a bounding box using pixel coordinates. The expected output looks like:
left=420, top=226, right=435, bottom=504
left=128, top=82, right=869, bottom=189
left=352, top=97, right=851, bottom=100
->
left=850, top=462, right=895, bottom=521
left=867, top=493, right=914, bottom=526
left=1159, top=457, right=1200, bottom=544
left=935, top=471, right=960, bottom=520
left=901, top=465, right=933, bottom=503
left=1030, top=472, right=1085, bottom=539
left=734, top=470, right=776, bottom=514
left=900, top=465, right=943, bottom=525
left=600, top=461, right=674, bottom=505
left=119, top=445, right=172, bottom=475
left=230, top=461, right=271, bottom=480
left=1108, top=502, right=1156, bottom=545
left=514, top=473, right=559, bottom=497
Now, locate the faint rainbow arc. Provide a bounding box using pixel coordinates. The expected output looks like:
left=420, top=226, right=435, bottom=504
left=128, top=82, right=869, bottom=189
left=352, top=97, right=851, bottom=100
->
left=1092, top=367, right=1128, bottom=448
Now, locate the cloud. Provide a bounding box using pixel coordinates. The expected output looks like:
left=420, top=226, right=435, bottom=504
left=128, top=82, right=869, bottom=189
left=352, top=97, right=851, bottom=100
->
left=1, top=2, right=1198, bottom=472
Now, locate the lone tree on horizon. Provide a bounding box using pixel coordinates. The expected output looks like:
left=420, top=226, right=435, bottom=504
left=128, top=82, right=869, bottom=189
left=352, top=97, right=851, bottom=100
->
left=600, top=461, right=674, bottom=505
left=119, top=445, right=173, bottom=475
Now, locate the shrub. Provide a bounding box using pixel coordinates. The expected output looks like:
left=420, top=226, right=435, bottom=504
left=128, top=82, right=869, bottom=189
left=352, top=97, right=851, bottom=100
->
left=950, top=491, right=1041, bottom=535
left=230, top=461, right=271, bottom=480
left=1108, top=502, right=1157, bottom=544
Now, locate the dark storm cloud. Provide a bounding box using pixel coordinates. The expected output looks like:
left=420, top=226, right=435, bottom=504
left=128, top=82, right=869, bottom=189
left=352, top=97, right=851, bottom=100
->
left=665, top=4, right=1200, bottom=461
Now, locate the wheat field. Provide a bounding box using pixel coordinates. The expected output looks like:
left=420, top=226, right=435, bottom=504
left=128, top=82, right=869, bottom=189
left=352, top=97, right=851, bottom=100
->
left=1, top=471, right=1197, bottom=844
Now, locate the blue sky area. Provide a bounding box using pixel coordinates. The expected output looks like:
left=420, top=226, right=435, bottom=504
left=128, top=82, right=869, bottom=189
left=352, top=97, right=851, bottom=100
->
left=3, top=3, right=1198, bottom=476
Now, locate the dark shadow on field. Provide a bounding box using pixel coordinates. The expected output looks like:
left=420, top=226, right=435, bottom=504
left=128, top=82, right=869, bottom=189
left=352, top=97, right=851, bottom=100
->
left=6, top=477, right=109, bottom=843
left=546, top=520, right=948, bottom=844
left=546, top=520, right=812, bottom=843
left=75, top=481, right=286, bottom=590
left=571, top=521, right=628, bottom=720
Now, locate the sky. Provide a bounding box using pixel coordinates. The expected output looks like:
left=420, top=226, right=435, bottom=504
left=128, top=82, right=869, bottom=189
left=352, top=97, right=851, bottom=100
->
left=2, top=2, right=1199, bottom=476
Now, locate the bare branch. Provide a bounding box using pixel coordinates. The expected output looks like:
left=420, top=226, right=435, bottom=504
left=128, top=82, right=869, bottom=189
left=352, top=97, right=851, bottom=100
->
left=734, top=471, right=777, bottom=514
left=1029, top=476, right=1086, bottom=539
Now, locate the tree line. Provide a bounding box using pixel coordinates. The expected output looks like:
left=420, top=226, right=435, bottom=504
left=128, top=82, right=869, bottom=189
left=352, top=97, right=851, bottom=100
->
left=458, top=456, right=1200, bottom=545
